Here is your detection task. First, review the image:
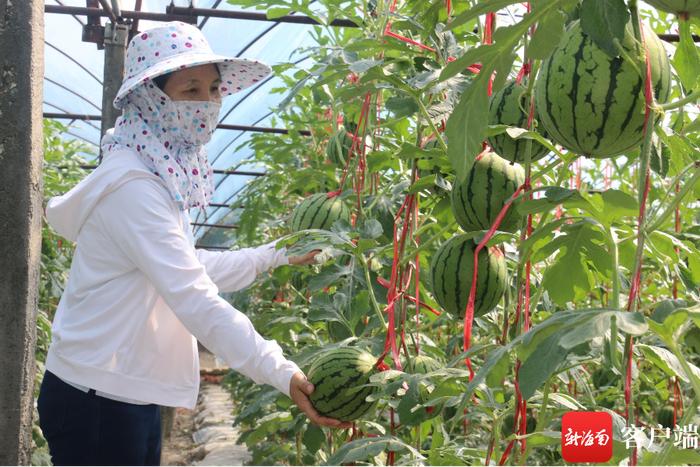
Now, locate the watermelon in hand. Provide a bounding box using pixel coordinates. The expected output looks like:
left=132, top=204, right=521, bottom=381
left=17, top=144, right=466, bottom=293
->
left=307, top=347, right=378, bottom=421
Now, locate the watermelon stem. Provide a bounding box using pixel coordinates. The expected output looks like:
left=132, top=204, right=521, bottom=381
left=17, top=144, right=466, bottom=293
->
left=358, top=253, right=388, bottom=330
left=659, top=89, right=699, bottom=110
left=414, top=96, right=449, bottom=153
left=644, top=163, right=700, bottom=233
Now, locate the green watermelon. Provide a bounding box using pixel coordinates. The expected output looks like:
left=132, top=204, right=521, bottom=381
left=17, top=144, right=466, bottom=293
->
left=488, top=80, right=550, bottom=163
left=410, top=355, right=442, bottom=374
left=656, top=405, right=676, bottom=428
left=408, top=355, right=444, bottom=420
left=429, top=235, right=507, bottom=317
left=289, top=193, right=350, bottom=232
left=644, top=0, right=700, bottom=15
left=451, top=151, right=525, bottom=233
left=326, top=127, right=355, bottom=167
left=535, top=21, right=671, bottom=158
left=307, top=347, right=378, bottom=421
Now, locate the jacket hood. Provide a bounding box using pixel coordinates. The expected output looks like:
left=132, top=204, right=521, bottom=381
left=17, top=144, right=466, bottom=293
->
left=45, top=145, right=163, bottom=242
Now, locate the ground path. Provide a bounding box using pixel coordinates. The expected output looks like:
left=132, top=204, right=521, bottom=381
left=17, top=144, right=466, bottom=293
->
left=160, top=345, right=250, bottom=465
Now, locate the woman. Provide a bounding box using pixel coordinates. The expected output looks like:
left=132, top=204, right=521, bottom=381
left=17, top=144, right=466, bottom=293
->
left=38, top=21, right=347, bottom=466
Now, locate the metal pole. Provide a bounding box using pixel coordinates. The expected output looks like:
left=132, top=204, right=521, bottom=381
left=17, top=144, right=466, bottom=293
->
left=99, top=21, right=129, bottom=164
left=0, top=0, right=44, bottom=464
left=42, top=112, right=312, bottom=135
left=44, top=5, right=361, bottom=28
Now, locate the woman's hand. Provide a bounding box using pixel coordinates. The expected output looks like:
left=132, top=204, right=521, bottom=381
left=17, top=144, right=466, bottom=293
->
left=287, top=249, right=321, bottom=266
left=289, top=372, right=352, bottom=429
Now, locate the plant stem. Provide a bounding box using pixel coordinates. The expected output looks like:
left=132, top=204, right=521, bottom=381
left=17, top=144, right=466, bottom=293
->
left=415, top=95, right=448, bottom=153
left=399, top=221, right=457, bottom=267
left=358, top=253, right=388, bottom=330
left=605, top=226, right=621, bottom=369
left=521, top=379, right=552, bottom=462
left=621, top=2, right=656, bottom=454
left=645, top=163, right=700, bottom=233
left=660, top=90, right=698, bottom=110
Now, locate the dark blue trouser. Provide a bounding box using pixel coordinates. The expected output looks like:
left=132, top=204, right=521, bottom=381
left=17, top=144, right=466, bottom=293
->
left=37, top=369, right=162, bottom=466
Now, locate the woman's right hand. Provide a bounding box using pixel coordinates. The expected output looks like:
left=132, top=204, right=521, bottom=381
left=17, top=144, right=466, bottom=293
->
left=289, top=371, right=352, bottom=429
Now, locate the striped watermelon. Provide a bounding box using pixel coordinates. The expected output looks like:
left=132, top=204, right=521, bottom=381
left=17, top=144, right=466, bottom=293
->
left=534, top=21, right=671, bottom=158
left=307, top=347, right=377, bottom=421
left=451, top=151, right=525, bottom=233
left=644, top=0, right=700, bottom=15
left=656, top=405, right=675, bottom=428
left=289, top=193, right=350, bottom=232
left=409, top=355, right=443, bottom=420
left=429, top=235, right=507, bottom=317
left=326, top=127, right=355, bottom=166
left=488, top=80, right=550, bottom=163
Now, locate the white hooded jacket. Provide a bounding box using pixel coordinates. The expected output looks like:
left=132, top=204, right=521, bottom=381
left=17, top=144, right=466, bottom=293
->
left=44, top=147, right=301, bottom=409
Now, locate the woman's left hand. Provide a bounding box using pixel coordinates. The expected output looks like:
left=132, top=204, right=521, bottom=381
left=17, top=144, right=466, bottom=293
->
left=287, top=249, right=321, bottom=266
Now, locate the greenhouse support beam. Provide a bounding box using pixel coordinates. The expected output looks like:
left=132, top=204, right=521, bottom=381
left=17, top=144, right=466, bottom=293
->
left=64, top=164, right=267, bottom=177
left=0, top=1, right=44, bottom=465
left=99, top=21, right=129, bottom=164
left=42, top=113, right=311, bottom=135
left=166, top=5, right=360, bottom=27
left=42, top=5, right=699, bottom=41
left=44, top=5, right=360, bottom=28
left=190, top=222, right=239, bottom=229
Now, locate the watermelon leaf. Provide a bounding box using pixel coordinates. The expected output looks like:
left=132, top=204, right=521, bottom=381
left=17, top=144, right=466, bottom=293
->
left=526, top=8, right=566, bottom=60
left=540, top=221, right=609, bottom=305
left=302, top=424, right=325, bottom=454
left=672, top=18, right=700, bottom=90
left=445, top=0, right=523, bottom=31
left=265, top=7, right=292, bottom=19
left=324, top=436, right=424, bottom=465
left=579, top=0, right=629, bottom=58
left=636, top=344, right=700, bottom=384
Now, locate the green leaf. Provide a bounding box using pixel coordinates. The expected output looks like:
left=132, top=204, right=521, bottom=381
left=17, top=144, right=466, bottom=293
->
left=526, top=8, right=566, bottom=60
left=445, top=69, right=493, bottom=181
left=408, top=174, right=438, bottom=194
left=324, top=436, right=424, bottom=465
left=579, top=0, right=629, bottom=57
left=598, top=189, right=638, bottom=225
left=385, top=96, right=419, bottom=118
left=302, top=424, right=325, bottom=454
left=637, top=343, right=700, bottom=384
left=542, top=222, right=598, bottom=305
left=515, top=310, right=646, bottom=399
left=360, top=219, right=384, bottom=240
left=672, top=19, right=700, bottom=90
left=266, top=7, right=292, bottom=19
left=446, top=0, right=522, bottom=31
left=518, top=332, right=570, bottom=399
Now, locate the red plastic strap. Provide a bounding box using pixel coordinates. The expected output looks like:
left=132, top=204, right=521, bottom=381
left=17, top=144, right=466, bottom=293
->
left=624, top=22, right=655, bottom=467
left=673, top=378, right=684, bottom=426
left=385, top=0, right=482, bottom=72
left=463, top=176, right=526, bottom=379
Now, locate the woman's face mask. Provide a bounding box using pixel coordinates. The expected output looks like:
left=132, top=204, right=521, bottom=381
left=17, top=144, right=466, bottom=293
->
left=160, top=63, right=223, bottom=146
left=171, top=99, right=222, bottom=146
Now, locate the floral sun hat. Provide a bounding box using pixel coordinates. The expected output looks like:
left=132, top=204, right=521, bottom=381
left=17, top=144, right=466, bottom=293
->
left=113, top=21, right=271, bottom=109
